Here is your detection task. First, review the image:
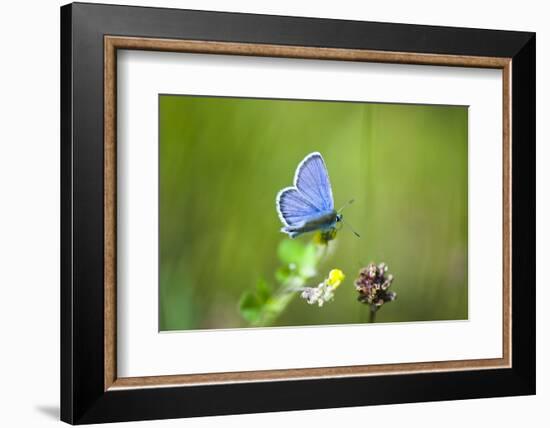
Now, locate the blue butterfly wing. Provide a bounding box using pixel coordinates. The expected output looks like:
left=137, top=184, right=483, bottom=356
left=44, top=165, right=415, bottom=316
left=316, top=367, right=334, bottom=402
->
left=276, top=187, right=321, bottom=227
left=294, top=152, right=334, bottom=212
left=276, top=152, right=336, bottom=237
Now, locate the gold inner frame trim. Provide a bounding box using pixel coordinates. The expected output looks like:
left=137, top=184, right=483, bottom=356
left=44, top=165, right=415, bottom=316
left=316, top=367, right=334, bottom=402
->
left=104, top=35, right=512, bottom=391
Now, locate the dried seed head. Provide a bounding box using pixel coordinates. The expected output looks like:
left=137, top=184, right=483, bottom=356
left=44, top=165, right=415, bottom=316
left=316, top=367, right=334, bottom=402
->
left=355, top=262, right=397, bottom=309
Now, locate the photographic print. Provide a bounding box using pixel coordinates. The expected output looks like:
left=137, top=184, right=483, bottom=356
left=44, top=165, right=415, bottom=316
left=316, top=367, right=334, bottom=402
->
left=159, top=95, right=468, bottom=331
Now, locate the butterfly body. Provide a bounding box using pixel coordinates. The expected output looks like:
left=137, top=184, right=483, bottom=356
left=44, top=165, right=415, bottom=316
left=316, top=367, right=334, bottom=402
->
left=281, top=210, right=342, bottom=238
left=276, top=152, right=342, bottom=239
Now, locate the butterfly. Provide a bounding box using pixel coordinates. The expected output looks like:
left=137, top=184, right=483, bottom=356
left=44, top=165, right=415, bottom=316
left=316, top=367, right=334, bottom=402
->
left=276, top=152, right=359, bottom=239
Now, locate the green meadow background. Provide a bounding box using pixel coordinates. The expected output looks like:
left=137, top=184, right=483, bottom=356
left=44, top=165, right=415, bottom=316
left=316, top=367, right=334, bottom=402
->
left=159, top=95, right=468, bottom=331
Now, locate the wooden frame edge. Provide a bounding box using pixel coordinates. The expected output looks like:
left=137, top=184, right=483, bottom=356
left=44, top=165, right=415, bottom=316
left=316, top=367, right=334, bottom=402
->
left=502, top=61, right=513, bottom=369
left=103, top=35, right=512, bottom=391
left=110, top=357, right=508, bottom=390
left=106, top=35, right=511, bottom=68
left=104, top=37, right=117, bottom=390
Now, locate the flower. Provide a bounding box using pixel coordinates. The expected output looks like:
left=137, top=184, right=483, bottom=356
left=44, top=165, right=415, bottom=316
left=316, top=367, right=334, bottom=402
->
left=327, top=269, right=345, bottom=288
left=301, top=285, right=330, bottom=306
left=313, top=229, right=338, bottom=245
left=355, top=262, right=397, bottom=309
left=300, top=268, right=345, bottom=307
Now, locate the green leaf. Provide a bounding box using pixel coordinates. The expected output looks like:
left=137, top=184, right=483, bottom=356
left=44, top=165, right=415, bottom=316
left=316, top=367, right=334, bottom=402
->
left=277, top=239, right=320, bottom=278
left=275, top=265, right=291, bottom=284
left=238, top=291, right=262, bottom=324
left=256, top=278, right=272, bottom=303
left=277, top=239, right=306, bottom=266
left=299, top=243, right=318, bottom=278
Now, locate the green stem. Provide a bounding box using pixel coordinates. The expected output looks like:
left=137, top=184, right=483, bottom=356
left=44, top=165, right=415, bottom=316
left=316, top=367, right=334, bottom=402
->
left=256, top=276, right=307, bottom=327
left=257, top=291, right=296, bottom=327
left=368, top=307, right=377, bottom=323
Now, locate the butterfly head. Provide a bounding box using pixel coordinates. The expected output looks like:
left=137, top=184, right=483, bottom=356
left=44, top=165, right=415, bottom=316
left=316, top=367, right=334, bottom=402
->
left=336, top=213, right=343, bottom=223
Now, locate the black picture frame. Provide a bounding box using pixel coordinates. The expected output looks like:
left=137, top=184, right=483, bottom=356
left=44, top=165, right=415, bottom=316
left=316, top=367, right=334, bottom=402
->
left=61, top=2, right=535, bottom=424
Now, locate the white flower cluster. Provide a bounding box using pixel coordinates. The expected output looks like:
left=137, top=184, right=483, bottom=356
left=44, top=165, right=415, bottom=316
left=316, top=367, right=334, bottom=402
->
left=300, top=282, right=336, bottom=307
left=299, top=269, right=345, bottom=307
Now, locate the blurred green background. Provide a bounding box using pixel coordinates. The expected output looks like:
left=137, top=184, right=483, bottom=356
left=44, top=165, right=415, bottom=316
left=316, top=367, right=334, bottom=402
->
left=159, top=95, right=468, bottom=331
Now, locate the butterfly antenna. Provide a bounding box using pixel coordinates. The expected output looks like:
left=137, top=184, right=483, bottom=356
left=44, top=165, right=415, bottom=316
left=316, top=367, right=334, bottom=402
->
left=342, top=219, right=361, bottom=238
left=338, top=198, right=355, bottom=213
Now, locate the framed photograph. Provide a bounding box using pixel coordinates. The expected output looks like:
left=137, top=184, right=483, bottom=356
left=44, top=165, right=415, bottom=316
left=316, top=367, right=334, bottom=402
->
left=60, top=2, right=535, bottom=424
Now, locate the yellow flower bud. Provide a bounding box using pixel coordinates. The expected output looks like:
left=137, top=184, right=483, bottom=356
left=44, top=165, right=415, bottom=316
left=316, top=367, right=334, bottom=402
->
left=327, top=269, right=345, bottom=288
